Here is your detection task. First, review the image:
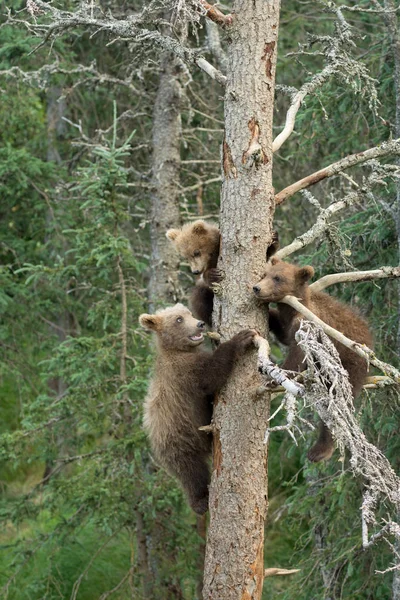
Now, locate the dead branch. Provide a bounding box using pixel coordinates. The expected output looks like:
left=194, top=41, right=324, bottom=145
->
left=311, top=266, right=400, bottom=292
left=264, top=568, right=300, bottom=577
left=275, top=139, right=400, bottom=204
left=6, top=1, right=226, bottom=85
left=199, top=0, right=233, bottom=27
left=272, top=6, right=378, bottom=153
left=196, top=57, right=227, bottom=85
left=254, top=335, right=305, bottom=396
left=264, top=375, right=396, bottom=395
left=281, top=295, right=400, bottom=382
left=275, top=191, right=359, bottom=260
left=296, top=322, right=400, bottom=554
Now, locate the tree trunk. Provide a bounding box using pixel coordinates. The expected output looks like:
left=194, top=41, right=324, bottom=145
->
left=144, top=26, right=202, bottom=599
left=203, top=1, right=280, bottom=599
left=43, top=86, right=74, bottom=484
left=148, top=48, right=183, bottom=310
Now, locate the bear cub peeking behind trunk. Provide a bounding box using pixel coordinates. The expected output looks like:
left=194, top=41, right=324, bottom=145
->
left=166, top=220, right=221, bottom=327
left=253, top=258, right=373, bottom=463
left=139, top=303, right=256, bottom=514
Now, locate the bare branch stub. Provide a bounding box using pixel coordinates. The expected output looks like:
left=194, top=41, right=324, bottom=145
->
left=199, top=0, right=233, bottom=27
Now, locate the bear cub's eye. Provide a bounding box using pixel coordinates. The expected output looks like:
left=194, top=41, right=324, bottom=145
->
left=176, top=317, right=183, bottom=323
left=273, top=276, right=281, bottom=283
left=193, top=250, right=201, bottom=257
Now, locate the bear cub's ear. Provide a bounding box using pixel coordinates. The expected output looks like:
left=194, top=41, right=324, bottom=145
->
left=139, top=314, right=161, bottom=331
left=297, top=266, right=314, bottom=282
left=166, top=229, right=180, bottom=242
left=270, top=256, right=282, bottom=266
left=191, top=221, right=207, bottom=235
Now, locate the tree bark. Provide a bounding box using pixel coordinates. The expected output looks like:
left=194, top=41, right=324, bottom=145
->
left=148, top=49, right=183, bottom=310
left=203, top=2, right=280, bottom=599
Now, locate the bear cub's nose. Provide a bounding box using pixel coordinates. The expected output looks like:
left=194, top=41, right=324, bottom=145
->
left=192, top=269, right=201, bottom=275
left=197, top=321, right=205, bottom=329
left=253, top=285, right=261, bottom=294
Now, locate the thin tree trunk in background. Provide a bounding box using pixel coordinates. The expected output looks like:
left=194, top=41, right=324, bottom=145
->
left=43, top=86, right=73, bottom=483
left=144, top=23, right=202, bottom=598
left=148, top=46, right=183, bottom=310
left=203, top=1, right=280, bottom=598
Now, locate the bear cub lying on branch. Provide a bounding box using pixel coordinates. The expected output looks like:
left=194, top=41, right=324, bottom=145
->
left=139, top=303, right=256, bottom=514
left=253, top=257, right=373, bottom=462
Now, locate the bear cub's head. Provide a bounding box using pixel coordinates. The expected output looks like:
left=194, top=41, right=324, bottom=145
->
left=253, top=257, right=314, bottom=302
left=166, top=220, right=220, bottom=275
left=139, top=304, right=206, bottom=350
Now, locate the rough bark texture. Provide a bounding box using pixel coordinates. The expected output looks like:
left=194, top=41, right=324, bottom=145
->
left=149, top=50, right=183, bottom=310
left=203, top=2, right=280, bottom=599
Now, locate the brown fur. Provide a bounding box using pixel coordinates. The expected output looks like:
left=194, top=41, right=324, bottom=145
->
left=166, top=221, right=220, bottom=326
left=139, top=303, right=256, bottom=513
left=253, top=258, right=373, bottom=462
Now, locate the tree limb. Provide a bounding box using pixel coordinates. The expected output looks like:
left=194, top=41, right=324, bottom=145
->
left=275, top=192, right=359, bottom=260
left=275, top=139, right=400, bottom=205
left=264, top=568, right=300, bottom=577
left=254, top=335, right=305, bottom=396
left=295, top=322, right=400, bottom=555
left=199, top=0, right=233, bottom=27
left=7, top=2, right=227, bottom=85
left=272, top=65, right=335, bottom=153
left=311, top=266, right=400, bottom=292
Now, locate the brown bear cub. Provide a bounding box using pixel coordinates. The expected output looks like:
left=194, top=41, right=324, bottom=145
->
left=139, top=303, right=256, bottom=514
left=253, top=258, right=373, bottom=463
left=166, top=221, right=221, bottom=326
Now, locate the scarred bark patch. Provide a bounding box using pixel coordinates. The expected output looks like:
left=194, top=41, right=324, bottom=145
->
left=213, top=428, right=223, bottom=477
left=261, top=41, right=276, bottom=78
left=241, top=538, right=264, bottom=600
left=223, top=137, right=237, bottom=178
left=242, top=118, right=268, bottom=167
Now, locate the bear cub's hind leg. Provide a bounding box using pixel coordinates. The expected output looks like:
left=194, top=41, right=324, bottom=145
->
left=307, top=422, right=335, bottom=463
left=178, top=454, right=210, bottom=515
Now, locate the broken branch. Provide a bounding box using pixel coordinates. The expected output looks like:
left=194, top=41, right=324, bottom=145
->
left=199, top=1, right=233, bottom=27
left=264, top=568, right=300, bottom=577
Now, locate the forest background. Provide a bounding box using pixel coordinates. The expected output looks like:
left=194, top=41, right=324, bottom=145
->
left=0, top=0, right=399, bottom=599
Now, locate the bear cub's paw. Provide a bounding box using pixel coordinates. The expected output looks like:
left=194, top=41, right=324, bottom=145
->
left=204, top=268, right=223, bottom=286
left=190, top=494, right=209, bottom=515
left=232, top=329, right=258, bottom=352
